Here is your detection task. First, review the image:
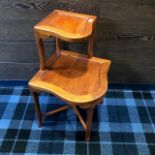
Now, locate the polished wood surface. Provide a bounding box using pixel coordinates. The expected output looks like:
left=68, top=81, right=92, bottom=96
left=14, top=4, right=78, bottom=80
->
left=29, top=50, right=111, bottom=105
left=29, top=10, right=111, bottom=141
left=34, top=10, right=96, bottom=42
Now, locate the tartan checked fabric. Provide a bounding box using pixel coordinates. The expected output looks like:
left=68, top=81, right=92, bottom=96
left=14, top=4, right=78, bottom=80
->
left=0, top=84, right=155, bottom=154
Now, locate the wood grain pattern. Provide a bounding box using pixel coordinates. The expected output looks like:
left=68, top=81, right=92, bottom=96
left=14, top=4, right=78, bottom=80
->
left=57, top=0, right=99, bottom=16
left=0, top=63, right=38, bottom=79
left=29, top=50, right=111, bottom=104
left=0, top=0, right=155, bottom=84
left=0, top=41, right=55, bottom=63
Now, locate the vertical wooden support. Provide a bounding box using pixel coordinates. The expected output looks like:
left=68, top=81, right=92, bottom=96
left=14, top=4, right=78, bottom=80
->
left=56, top=37, right=61, bottom=55
left=88, top=33, right=94, bottom=58
left=85, top=106, right=94, bottom=141
left=34, top=31, right=46, bottom=70
left=88, top=20, right=96, bottom=58
left=31, top=90, right=42, bottom=127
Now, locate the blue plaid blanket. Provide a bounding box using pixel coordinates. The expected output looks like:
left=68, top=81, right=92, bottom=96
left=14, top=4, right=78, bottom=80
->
left=0, top=84, right=155, bottom=154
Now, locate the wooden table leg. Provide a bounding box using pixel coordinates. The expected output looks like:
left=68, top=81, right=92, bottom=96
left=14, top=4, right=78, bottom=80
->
left=31, top=91, right=42, bottom=127
left=56, top=38, right=61, bottom=55
left=85, top=106, right=94, bottom=141
left=34, top=31, right=46, bottom=70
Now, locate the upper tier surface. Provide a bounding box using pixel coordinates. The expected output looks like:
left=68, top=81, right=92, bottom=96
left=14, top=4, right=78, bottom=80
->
left=34, top=10, right=97, bottom=41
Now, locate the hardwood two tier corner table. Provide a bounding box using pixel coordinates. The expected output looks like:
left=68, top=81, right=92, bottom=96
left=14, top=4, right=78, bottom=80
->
left=29, top=10, right=111, bottom=141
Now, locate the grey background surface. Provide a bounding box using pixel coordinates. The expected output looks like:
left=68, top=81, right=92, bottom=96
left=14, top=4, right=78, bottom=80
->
left=0, top=0, right=155, bottom=84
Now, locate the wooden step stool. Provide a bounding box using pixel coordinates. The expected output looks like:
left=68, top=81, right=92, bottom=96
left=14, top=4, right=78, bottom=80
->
left=29, top=10, right=111, bottom=141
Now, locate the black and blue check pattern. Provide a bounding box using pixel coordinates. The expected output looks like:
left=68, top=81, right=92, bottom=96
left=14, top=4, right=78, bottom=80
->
left=0, top=84, right=155, bottom=154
